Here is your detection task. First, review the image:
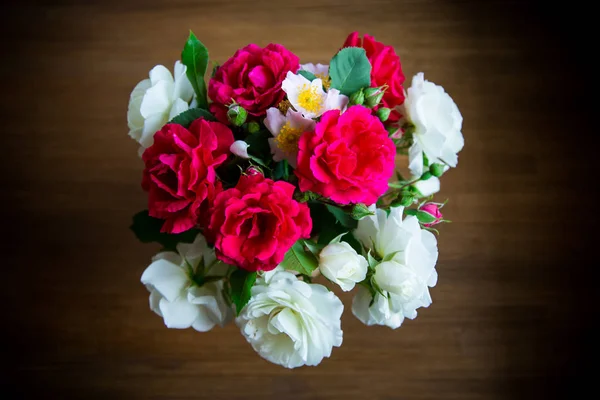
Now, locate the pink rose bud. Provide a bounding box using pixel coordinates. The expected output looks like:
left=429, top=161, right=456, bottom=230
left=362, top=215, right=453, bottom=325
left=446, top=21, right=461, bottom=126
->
left=419, top=203, right=443, bottom=227
left=246, top=166, right=262, bottom=176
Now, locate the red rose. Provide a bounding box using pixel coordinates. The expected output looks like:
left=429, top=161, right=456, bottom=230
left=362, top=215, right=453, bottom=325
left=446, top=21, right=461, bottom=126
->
left=295, top=105, right=396, bottom=205
left=206, top=173, right=311, bottom=272
left=208, top=43, right=300, bottom=119
left=142, top=119, right=234, bottom=234
left=343, top=32, right=406, bottom=109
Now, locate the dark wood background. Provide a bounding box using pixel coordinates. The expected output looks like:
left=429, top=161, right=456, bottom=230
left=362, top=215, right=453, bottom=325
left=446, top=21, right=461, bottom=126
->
left=1, top=1, right=595, bottom=399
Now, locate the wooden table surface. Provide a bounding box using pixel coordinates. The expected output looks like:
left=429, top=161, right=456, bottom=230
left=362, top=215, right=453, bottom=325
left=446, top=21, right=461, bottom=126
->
left=2, top=1, right=595, bottom=399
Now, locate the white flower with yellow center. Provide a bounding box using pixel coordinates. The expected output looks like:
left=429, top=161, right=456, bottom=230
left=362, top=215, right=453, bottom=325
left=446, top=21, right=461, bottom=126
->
left=281, top=72, right=348, bottom=119
left=301, top=63, right=330, bottom=90
left=264, top=107, right=315, bottom=168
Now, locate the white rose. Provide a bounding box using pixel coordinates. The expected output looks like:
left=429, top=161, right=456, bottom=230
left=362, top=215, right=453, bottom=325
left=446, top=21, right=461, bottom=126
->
left=352, top=286, right=405, bottom=329
left=140, top=234, right=232, bottom=331
left=237, top=269, right=343, bottom=368
left=230, top=140, right=250, bottom=159
left=412, top=176, right=441, bottom=197
left=404, top=72, right=464, bottom=177
left=127, top=61, right=194, bottom=150
left=353, top=206, right=438, bottom=328
left=319, top=242, right=368, bottom=291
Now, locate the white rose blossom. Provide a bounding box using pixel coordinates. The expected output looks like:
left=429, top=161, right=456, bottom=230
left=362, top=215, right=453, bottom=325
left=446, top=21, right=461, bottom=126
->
left=281, top=71, right=348, bottom=119
left=140, top=234, right=232, bottom=331
left=264, top=107, right=315, bottom=168
left=237, top=268, right=343, bottom=369
left=127, top=61, right=194, bottom=150
left=352, top=206, right=438, bottom=328
left=301, top=63, right=329, bottom=79
left=404, top=72, right=464, bottom=177
left=319, top=242, right=368, bottom=291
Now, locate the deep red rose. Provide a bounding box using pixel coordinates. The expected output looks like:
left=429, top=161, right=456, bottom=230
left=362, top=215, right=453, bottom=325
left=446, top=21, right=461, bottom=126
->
left=142, top=119, right=234, bottom=234
left=208, top=43, right=300, bottom=119
left=295, top=105, right=396, bottom=205
left=206, top=173, right=312, bottom=272
left=343, top=32, right=406, bottom=109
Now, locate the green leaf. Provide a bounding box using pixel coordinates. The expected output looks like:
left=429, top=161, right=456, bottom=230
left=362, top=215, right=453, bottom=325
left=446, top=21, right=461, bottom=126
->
left=281, top=241, right=318, bottom=275
left=415, top=210, right=438, bottom=224
left=325, top=204, right=358, bottom=229
left=367, top=250, right=379, bottom=269
left=303, top=239, right=324, bottom=257
left=130, top=210, right=198, bottom=251
left=245, top=129, right=272, bottom=160
left=169, top=108, right=215, bottom=127
left=298, top=70, right=317, bottom=81
left=229, top=269, right=257, bottom=316
left=382, top=251, right=402, bottom=262
left=182, top=31, right=209, bottom=108
left=404, top=208, right=418, bottom=216
left=328, top=232, right=347, bottom=245
left=272, top=160, right=289, bottom=181
left=329, top=47, right=372, bottom=96
left=351, top=203, right=374, bottom=220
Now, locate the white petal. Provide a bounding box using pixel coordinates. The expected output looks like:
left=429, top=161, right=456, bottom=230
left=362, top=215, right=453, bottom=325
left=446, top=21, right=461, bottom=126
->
left=140, top=113, right=167, bottom=149
left=168, top=98, right=189, bottom=120
left=408, top=142, right=424, bottom=177
left=141, top=259, right=188, bottom=302
left=149, top=64, right=174, bottom=86
left=230, top=140, right=250, bottom=159
left=140, top=80, right=172, bottom=118
left=286, top=109, right=316, bottom=131
left=172, top=61, right=194, bottom=102
left=324, top=88, right=349, bottom=112
left=413, top=176, right=441, bottom=197
left=264, top=108, right=286, bottom=137
left=159, top=297, right=199, bottom=329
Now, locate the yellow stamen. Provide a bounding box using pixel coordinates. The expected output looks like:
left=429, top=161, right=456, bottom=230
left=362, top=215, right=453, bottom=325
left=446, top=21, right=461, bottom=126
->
left=316, top=73, right=331, bottom=90
left=277, top=99, right=293, bottom=114
left=297, top=84, right=323, bottom=113
left=275, top=122, right=304, bottom=155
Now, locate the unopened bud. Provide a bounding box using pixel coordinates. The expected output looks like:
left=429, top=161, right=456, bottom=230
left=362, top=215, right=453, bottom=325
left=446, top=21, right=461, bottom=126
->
left=247, top=121, right=260, bottom=134
left=227, top=104, right=247, bottom=126
left=364, top=87, right=385, bottom=108
left=349, top=89, right=365, bottom=105
left=376, top=107, right=391, bottom=122
left=429, top=163, right=445, bottom=177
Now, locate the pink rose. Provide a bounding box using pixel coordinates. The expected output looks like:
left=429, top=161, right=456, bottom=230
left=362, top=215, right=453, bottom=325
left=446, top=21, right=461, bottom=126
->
left=142, top=119, right=234, bottom=233
left=208, top=44, right=300, bottom=119
left=295, top=105, right=396, bottom=205
left=206, top=173, right=312, bottom=272
left=419, top=203, right=443, bottom=227
left=343, top=32, right=406, bottom=110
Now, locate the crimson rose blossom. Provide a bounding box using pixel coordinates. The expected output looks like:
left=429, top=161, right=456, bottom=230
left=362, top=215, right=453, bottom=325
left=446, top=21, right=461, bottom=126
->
left=208, top=43, right=300, bottom=119
left=142, top=119, right=234, bottom=234
left=206, top=172, right=311, bottom=272
left=295, top=105, right=396, bottom=205
left=343, top=32, right=406, bottom=109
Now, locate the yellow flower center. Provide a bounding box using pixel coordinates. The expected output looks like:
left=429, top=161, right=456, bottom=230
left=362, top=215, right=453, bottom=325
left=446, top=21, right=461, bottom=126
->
left=275, top=122, right=304, bottom=155
left=316, top=73, right=331, bottom=90
left=277, top=99, right=293, bottom=114
left=297, top=84, right=322, bottom=113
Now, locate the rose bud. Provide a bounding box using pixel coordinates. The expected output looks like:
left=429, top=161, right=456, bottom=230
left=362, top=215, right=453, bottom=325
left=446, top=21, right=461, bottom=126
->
left=349, top=89, right=365, bottom=105
left=364, top=86, right=386, bottom=108
left=419, top=203, right=443, bottom=227
left=227, top=104, right=248, bottom=126
left=319, top=242, right=368, bottom=291
left=376, top=107, right=391, bottom=122
left=230, top=140, right=250, bottom=159
left=247, top=121, right=260, bottom=134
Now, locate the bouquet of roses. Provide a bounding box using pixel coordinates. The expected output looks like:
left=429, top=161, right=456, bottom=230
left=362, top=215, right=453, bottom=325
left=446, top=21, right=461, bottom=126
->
left=128, top=31, right=464, bottom=368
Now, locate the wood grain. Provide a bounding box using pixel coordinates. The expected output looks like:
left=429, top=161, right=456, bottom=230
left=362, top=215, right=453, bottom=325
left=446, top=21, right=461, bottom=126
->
left=1, top=1, right=595, bottom=399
